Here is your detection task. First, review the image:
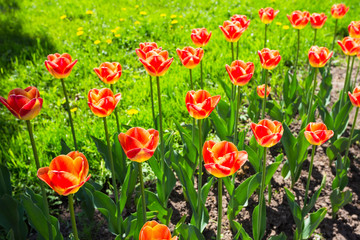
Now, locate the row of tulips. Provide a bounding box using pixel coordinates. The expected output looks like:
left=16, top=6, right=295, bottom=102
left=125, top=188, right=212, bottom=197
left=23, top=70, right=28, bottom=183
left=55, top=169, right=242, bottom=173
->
left=1, top=3, right=360, bottom=240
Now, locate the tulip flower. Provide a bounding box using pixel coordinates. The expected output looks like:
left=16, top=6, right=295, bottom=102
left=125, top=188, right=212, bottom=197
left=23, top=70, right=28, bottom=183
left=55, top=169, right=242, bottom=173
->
left=44, top=53, right=77, bottom=79
left=185, top=90, right=221, bottom=120
left=257, top=84, right=271, bottom=99
left=348, top=86, right=360, bottom=107
left=0, top=86, right=43, bottom=120
left=331, top=3, right=349, bottom=19
left=287, top=11, right=310, bottom=29
left=259, top=7, right=279, bottom=24
left=139, top=221, right=177, bottom=240
left=219, top=20, right=246, bottom=43
left=230, top=14, right=251, bottom=60
left=88, top=88, right=121, bottom=117
left=136, top=42, right=161, bottom=60
left=310, top=13, right=327, bottom=29
left=337, top=37, right=360, bottom=56
left=191, top=28, right=212, bottom=47
left=139, top=49, right=173, bottom=77
left=225, top=60, right=254, bottom=86
left=258, top=48, right=281, bottom=70
left=308, top=46, right=333, bottom=68
left=176, top=46, right=204, bottom=69
left=348, top=21, right=360, bottom=39
left=93, top=62, right=122, bottom=84
left=304, top=122, right=334, bottom=146
left=250, top=119, right=283, bottom=148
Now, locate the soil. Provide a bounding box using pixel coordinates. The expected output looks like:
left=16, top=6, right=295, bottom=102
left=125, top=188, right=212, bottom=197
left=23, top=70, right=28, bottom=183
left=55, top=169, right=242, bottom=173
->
left=36, top=62, right=360, bottom=240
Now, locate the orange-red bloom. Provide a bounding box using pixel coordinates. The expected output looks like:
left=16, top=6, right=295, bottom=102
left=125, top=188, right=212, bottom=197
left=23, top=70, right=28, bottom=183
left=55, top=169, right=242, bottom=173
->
left=119, top=127, right=159, bottom=163
left=287, top=11, right=310, bottom=29
left=88, top=88, right=121, bottom=117
left=44, top=53, right=77, bottom=79
left=139, top=50, right=173, bottom=77
left=259, top=7, right=279, bottom=24
left=337, top=37, right=360, bottom=56
left=258, top=48, right=281, bottom=70
left=257, top=84, right=271, bottom=99
left=37, top=151, right=91, bottom=196
left=251, top=119, right=283, bottom=148
left=225, top=60, right=254, bottom=86
left=203, top=140, right=247, bottom=178
left=331, top=4, right=349, bottom=19
left=348, top=21, right=360, bottom=39
left=308, top=46, right=333, bottom=68
left=348, top=86, right=360, bottom=107
left=93, top=62, right=122, bottom=84
left=219, top=20, right=246, bottom=42
left=176, top=46, right=204, bottom=69
left=185, top=90, right=221, bottom=119
left=139, top=221, right=177, bottom=240
left=0, top=87, right=43, bottom=120
left=304, top=122, right=334, bottom=145
left=191, top=28, right=212, bottom=47
left=136, top=42, right=161, bottom=60
left=230, top=15, right=250, bottom=30
left=310, top=13, right=327, bottom=29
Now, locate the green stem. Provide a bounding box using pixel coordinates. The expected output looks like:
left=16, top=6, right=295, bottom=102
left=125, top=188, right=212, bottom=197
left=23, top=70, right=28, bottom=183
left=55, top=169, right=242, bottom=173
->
left=149, top=76, right=156, bottom=129
left=110, top=84, right=120, bottom=133
left=258, top=147, right=267, bottom=238
left=200, top=60, right=204, bottom=89
left=340, top=56, right=351, bottom=108
left=231, top=42, right=235, bottom=101
left=236, top=41, right=239, bottom=60
left=60, top=78, right=77, bottom=150
left=348, top=56, right=356, bottom=91
left=304, top=145, right=316, bottom=205
left=217, top=178, right=223, bottom=240
left=306, top=68, right=318, bottom=124
left=262, top=69, right=268, bottom=119
left=197, top=119, right=203, bottom=230
left=355, top=64, right=360, bottom=85
left=295, top=29, right=300, bottom=74
left=189, top=68, right=193, bottom=89
left=138, top=162, right=147, bottom=224
left=312, top=29, right=317, bottom=46
left=103, top=117, right=119, bottom=203
left=344, top=107, right=359, bottom=162
left=234, top=86, right=241, bottom=145
left=68, top=194, right=79, bottom=240
left=26, top=120, right=53, bottom=240
left=264, top=24, right=268, bottom=48
left=328, top=19, right=338, bottom=74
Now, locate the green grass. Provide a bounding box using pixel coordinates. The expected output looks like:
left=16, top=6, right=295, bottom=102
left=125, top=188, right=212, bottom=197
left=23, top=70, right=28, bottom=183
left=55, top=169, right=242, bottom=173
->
left=1, top=0, right=359, bottom=195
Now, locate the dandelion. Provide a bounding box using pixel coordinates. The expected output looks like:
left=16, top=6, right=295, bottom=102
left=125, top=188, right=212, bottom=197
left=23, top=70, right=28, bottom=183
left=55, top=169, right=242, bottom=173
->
left=170, top=14, right=177, bottom=18
left=121, top=8, right=126, bottom=11
left=60, top=15, right=67, bottom=20
left=126, top=109, right=139, bottom=115
left=77, top=27, right=83, bottom=31
left=94, top=40, right=101, bottom=44
left=181, top=26, right=184, bottom=29
left=115, top=34, right=121, bottom=38
left=119, top=18, right=125, bottom=22
left=179, top=15, right=183, bottom=18
left=283, top=25, right=290, bottom=30
left=160, top=13, right=166, bottom=17
left=111, top=27, right=120, bottom=33
left=106, top=39, right=112, bottom=44
left=134, top=21, right=140, bottom=25
left=70, top=107, right=78, bottom=112
left=276, top=22, right=282, bottom=26
left=77, top=31, right=84, bottom=36
left=135, top=5, right=139, bottom=8
left=140, top=11, right=147, bottom=15
left=86, top=10, right=93, bottom=15
left=171, top=20, right=178, bottom=24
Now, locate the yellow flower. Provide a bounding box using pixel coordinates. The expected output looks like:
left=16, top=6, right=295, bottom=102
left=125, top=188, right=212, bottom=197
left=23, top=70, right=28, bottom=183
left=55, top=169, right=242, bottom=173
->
left=122, top=8, right=126, bottom=11
left=106, top=39, right=112, bottom=44
left=60, top=15, right=67, bottom=20
left=283, top=25, right=289, bottom=30
left=179, top=15, right=183, bottom=18
left=140, top=11, right=147, bottom=15
left=111, top=27, right=120, bottom=33
left=171, top=20, right=178, bottom=24
left=77, top=27, right=83, bottom=31
left=160, top=13, right=166, bottom=17
left=119, top=18, right=125, bottom=22
left=134, top=21, right=140, bottom=25
left=126, top=109, right=139, bottom=115
left=77, top=31, right=84, bottom=36
left=115, top=34, right=121, bottom=38
left=135, top=5, right=139, bottom=8
left=170, top=14, right=177, bottom=18
left=94, top=40, right=101, bottom=44
left=70, top=107, right=78, bottom=112
left=86, top=10, right=93, bottom=15
left=181, top=26, right=184, bottom=29
left=276, top=22, right=282, bottom=26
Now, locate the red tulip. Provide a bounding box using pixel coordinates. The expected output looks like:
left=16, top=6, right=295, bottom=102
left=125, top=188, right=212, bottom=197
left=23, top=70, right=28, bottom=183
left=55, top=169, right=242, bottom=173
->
left=310, top=13, right=327, bottom=29
left=258, top=48, right=281, bottom=70
left=304, top=122, right=334, bottom=145
left=225, top=60, right=254, bottom=86
left=308, top=46, right=333, bottom=68
left=185, top=90, right=221, bottom=119
left=44, top=53, right=77, bottom=79
left=176, top=46, right=204, bottom=69
left=203, top=140, right=247, bottom=178
left=230, top=15, right=250, bottom=30
left=139, top=221, right=177, bottom=240
left=37, top=151, right=91, bottom=196
left=219, top=20, right=246, bottom=42
left=331, top=4, right=349, bottom=19
left=191, top=28, right=212, bottom=47
left=348, top=21, right=360, bottom=39
left=259, top=7, right=279, bottom=24
left=139, top=50, right=173, bottom=77
left=348, top=86, right=360, bottom=107
left=337, top=37, right=360, bottom=56
left=287, top=11, right=310, bottom=29
left=0, top=87, right=43, bottom=120
left=251, top=119, right=283, bottom=148
left=88, top=88, right=121, bottom=117
left=93, top=62, right=122, bottom=84
left=136, top=42, right=161, bottom=60
left=257, top=84, right=271, bottom=99
left=118, top=127, right=159, bottom=163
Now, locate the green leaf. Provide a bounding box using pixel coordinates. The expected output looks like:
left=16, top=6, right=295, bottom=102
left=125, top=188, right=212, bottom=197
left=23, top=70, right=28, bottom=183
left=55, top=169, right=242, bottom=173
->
left=93, top=190, right=118, bottom=234
left=60, top=139, right=71, bottom=155
left=210, top=112, right=228, bottom=140
left=252, top=199, right=266, bottom=240
left=146, top=190, right=172, bottom=224
left=0, top=164, right=12, bottom=196
left=302, top=207, right=327, bottom=239
left=284, top=187, right=302, bottom=230
left=302, top=175, right=326, bottom=216
left=245, top=145, right=260, bottom=172
left=233, top=221, right=252, bottom=240
left=330, top=189, right=352, bottom=218
left=119, top=164, right=138, bottom=213
left=268, top=232, right=287, bottom=240
left=175, top=222, right=205, bottom=240
left=326, top=137, right=349, bottom=162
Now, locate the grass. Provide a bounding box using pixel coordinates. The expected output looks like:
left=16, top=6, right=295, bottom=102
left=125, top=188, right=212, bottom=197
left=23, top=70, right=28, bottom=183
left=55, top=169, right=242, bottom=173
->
left=1, top=0, right=359, bottom=196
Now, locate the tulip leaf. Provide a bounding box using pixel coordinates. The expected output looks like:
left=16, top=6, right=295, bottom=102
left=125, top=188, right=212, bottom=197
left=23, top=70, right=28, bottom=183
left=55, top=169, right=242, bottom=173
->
left=252, top=198, right=266, bottom=240
left=201, top=177, right=214, bottom=203
left=60, top=139, right=71, bottom=155
left=245, top=145, right=260, bottom=172
left=302, top=207, right=327, bottom=239
left=268, top=232, right=287, bottom=240
left=266, top=101, right=284, bottom=122
left=330, top=188, right=352, bottom=218
left=145, top=190, right=172, bottom=224
left=326, top=137, right=349, bottom=162
left=75, top=184, right=95, bottom=220
left=302, top=175, right=326, bottom=216
left=92, top=190, right=118, bottom=234
left=112, top=133, right=128, bottom=185
left=0, top=164, right=12, bottom=196
left=119, top=164, right=138, bottom=214
left=175, top=222, right=205, bottom=240
left=233, top=221, right=252, bottom=240
left=215, top=77, right=231, bottom=100
left=210, top=111, right=229, bottom=140
left=284, top=187, right=302, bottom=230
left=332, top=155, right=350, bottom=191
